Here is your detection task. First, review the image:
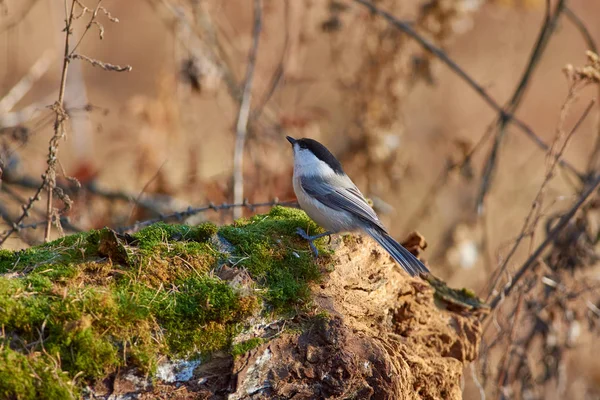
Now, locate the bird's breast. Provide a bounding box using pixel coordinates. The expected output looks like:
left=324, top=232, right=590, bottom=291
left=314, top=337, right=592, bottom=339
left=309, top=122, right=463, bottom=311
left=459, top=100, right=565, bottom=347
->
left=292, top=175, right=356, bottom=233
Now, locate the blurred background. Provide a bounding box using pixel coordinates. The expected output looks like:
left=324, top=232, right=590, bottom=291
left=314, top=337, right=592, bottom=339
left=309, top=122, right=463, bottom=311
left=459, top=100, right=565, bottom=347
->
left=1, top=0, right=599, bottom=398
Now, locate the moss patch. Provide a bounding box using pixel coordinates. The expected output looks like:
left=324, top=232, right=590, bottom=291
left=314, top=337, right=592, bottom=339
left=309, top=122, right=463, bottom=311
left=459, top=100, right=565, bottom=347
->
left=424, top=274, right=489, bottom=311
left=218, top=206, right=326, bottom=310
left=231, top=337, right=265, bottom=358
left=0, top=207, right=324, bottom=398
left=0, top=346, right=75, bottom=399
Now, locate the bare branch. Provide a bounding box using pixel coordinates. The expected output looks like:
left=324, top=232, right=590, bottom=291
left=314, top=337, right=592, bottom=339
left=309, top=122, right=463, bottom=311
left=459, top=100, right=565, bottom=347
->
left=117, top=199, right=297, bottom=233
left=0, top=0, right=129, bottom=246
left=564, top=6, right=598, bottom=54
left=42, top=0, right=78, bottom=242
left=71, top=53, right=132, bottom=72
left=485, top=99, right=595, bottom=302
left=477, top=0, right=566, bottom=212
left=486, top=173, right=600, bottom=312
left=352, top=0, right=583, bottom=180
left=2, top=174, right=174, bottom=216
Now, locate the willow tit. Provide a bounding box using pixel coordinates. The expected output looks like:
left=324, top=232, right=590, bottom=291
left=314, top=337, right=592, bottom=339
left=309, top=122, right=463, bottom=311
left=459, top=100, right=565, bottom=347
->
left=286, top=136, right=429, bottom=277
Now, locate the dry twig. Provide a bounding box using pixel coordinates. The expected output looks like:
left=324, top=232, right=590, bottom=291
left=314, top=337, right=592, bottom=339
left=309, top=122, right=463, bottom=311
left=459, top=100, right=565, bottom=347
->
left=352, top=0, right=582, bottom=179
left=71, top=54, right=132, bottom=72
left=0, top=0, right=130, bottom=247
left=485, top=100, right=595, bottom=302
left=117, top=199, right=297, bottom=233
left=487, top=173, right=600, bottom=312
left=477, top=0, right=566, bottom=212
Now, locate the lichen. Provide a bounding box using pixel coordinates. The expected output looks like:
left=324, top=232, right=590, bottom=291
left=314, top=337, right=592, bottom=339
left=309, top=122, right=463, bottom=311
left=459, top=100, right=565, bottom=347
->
left=0, top=206, right=324, bottom=398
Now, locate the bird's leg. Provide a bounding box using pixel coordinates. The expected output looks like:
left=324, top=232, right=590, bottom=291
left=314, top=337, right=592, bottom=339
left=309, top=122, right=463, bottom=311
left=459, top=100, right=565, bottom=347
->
left=295, top=227, right=332, bottom=257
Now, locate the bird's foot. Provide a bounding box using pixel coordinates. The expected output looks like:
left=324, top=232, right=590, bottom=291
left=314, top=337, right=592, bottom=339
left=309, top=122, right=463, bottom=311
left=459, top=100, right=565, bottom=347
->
left=295, top=227, right=332, bottom=258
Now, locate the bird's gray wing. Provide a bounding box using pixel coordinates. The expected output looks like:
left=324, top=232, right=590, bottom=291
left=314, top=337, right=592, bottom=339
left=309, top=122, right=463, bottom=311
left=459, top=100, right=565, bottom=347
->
left=300, top=175, right=387, bottom=231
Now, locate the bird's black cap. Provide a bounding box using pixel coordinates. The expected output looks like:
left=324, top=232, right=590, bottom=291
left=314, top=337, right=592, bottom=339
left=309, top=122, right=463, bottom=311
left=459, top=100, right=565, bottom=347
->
left=286, top=136, right=345, bottom=175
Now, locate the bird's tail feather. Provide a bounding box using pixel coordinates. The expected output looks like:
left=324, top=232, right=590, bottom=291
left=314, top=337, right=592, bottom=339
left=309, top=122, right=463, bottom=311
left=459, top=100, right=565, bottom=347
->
left=365, top=227, right=430, bottom=277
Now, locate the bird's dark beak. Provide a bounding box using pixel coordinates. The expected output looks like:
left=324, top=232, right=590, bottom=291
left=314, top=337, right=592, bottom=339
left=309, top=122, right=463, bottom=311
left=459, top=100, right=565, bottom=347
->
left=286, top=136, right=296, bottom=145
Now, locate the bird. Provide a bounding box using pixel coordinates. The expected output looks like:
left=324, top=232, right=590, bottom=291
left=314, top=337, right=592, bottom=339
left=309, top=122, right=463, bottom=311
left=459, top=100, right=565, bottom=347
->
left=286, top=135, right=429, bottom=277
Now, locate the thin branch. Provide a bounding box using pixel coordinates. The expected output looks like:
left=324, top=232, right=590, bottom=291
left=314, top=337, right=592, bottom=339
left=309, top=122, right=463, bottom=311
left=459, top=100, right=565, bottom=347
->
left=352, top=0, right=583, bottom=179
left=71, top=54, right=132, bottom=72
left=485, top=100, right=595, bottom=301
left=403, top=122, right=497, bottom=231
left=0, top=190, right=82, bottom=236
left=0, top=215, right=81, bottom=238
left=564, top=7, right=600, bottom=178
left=0, top=1, right=77, bottom=247
left=0, top=196, right=295, bottom=236
left=2, top=174, right=173, bottom=216
left=486, top=173, right=600, bottom=312
left=0, top=0, right=129, bottom=247
left=43, top=0, right=78, bottom=242
left=0, top=184, right=45, bottom=246
left=477, top=0, right=565, bottom=212
left=564, top=6, right=597, bottom=54
left=232, top=0, right=262, bottom=219
left=116, top=199, right=298, bottom=233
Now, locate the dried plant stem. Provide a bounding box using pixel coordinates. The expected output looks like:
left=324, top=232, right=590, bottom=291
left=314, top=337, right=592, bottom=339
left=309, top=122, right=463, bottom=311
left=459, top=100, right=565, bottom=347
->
left=486, top=100, right=594, bottom=301
left=0, top=0, right=128, bottom=246
left=564, top=7, right=600, bottom=177
left=0, top=0, right=76, bottom=247
left=44, top=0, right=77, bottom=242
left=232, top=0, right=262, bottom=220
left=486, top=173, right=600, bottom=312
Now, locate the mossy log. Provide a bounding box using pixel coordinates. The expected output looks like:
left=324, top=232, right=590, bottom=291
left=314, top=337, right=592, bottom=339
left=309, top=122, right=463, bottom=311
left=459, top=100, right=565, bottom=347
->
left=0, top=207, right=487, bottom=399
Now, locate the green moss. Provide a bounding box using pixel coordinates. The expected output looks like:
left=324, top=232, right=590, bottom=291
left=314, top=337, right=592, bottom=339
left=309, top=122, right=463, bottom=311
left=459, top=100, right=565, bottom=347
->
left=151, top=276, right=252, bottom=355
left=0, top=230, right=98, bottom=275
left=231, top=337, right=264, bottom=358
left=0, top=207, right=326, bottom=397
left=0, top=346, right=75, bottom=399
left=424, top=275, right=488, bottom=311
left=46, top=327, right=119, bottom=379
left=218, top=206, right=324, bottom=309
left=132, top=222, right=217, bottom=251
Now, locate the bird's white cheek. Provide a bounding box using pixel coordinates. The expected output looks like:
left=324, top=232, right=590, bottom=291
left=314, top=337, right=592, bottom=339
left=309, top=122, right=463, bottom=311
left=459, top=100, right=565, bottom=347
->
left=293, top=149, right=336, bottom=178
